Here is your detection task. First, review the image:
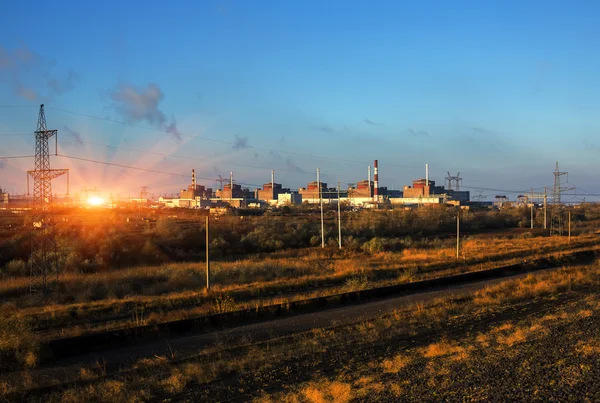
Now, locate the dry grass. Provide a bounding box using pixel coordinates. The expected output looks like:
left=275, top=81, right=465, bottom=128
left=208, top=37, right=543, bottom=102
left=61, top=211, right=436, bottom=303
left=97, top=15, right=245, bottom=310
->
left=300, top=380, right=353, bottom=403
left=381, top=353, right=412, bottom=373
left=420, top=340, right=470, bottom=361
left=575, top=339, right=600, bottom=357
left=15, top=257, right=598, bottom=402
left=1, top=234, right=593, bottom=341
left=473, top=262, right=600, bottom=306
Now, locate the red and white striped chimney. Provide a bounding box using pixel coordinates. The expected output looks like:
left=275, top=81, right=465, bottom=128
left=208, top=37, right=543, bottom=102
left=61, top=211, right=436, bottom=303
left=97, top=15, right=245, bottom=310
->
left=373, top=159, right=379, bottom=198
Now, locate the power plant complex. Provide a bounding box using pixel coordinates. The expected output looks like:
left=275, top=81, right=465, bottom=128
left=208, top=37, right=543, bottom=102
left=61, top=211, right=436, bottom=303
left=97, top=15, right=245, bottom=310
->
left=0, top=159, right=474, bottom=210
left=154, top=159, right=472, bottom=210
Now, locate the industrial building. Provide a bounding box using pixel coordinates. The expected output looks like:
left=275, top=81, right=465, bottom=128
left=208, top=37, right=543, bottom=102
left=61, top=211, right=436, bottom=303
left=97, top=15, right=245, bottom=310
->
left=277, top=192, right=302, bottom=205
left=394, top=177, right=470, bottom=206
left=0, top=187, right=8, bottom=204
left=299, top=181, right=332, bottom=203
left=153, top=161, right=471, bottom=211
left=158, top=169, right=214, bottom=208
left=403, top=178, right=445, bottom=198
left=216, top=183, right=252, bottom=200
left=254, top=170, right=293, bottom=205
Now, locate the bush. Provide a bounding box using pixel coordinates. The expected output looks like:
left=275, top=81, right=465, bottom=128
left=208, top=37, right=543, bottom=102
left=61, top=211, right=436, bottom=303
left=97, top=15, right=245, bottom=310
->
left=3, top=259, right=28, bottom=277
left=0, top=306, right=38, bottom=371
left=344, top=276, right=369, bottom=291
left=167, top=269, right=204, bottom=291
left=362, top=238, right=384, bottom=254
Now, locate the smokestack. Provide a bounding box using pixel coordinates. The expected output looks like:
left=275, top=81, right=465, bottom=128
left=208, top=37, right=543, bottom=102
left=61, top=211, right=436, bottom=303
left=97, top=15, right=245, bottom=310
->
left=192, top=169, right=196, bottom=190
left=368, top=165, right=371, bottom=193
left=271, top=169, right=275, bottom=200
left=374, top=160, right=379, bottom=199
left=425, top=164, right=429, bottom=186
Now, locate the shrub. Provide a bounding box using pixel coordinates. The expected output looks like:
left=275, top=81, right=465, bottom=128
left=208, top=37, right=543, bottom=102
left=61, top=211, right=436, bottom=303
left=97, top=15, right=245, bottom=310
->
left=3, top=259, right=27, bottom=277
left=214, top=294, right=236, bottom=313
left=167, top=269, right=204, bottom=291
left=344, top=276, right=369, bottom=291
left=362, top=238, right=384, bottom=254
left=0, top=306, right=38, bottom=371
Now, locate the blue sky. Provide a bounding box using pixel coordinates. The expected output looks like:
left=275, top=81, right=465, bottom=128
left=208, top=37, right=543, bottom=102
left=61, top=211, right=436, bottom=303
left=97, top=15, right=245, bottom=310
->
left=1, top=0, right=599, bottom=201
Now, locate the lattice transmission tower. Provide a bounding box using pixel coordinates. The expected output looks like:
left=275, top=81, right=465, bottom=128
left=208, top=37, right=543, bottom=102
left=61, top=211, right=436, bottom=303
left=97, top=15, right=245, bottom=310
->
left=445, top=172, right=462, bottom=191
left=549, top=162, right=573, bottom=236
left=27, top=104, right=69, bottom=294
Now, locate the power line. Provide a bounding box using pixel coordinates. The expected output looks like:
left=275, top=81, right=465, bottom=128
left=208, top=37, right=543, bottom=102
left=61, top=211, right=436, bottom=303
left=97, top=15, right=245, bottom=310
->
left=59, top=137, right=316, bottom=176
left=56, top=153, right=264, bottom=188
left=0, top=155, right=36, bottom=159
left=0, top=133, right=33, bottom=136
left=48, top=107, right=528, bottom=175
left=8, top=107, right=539, bottom=176
left=461, top=185, right=531, bottom=194
left=46, top=106, right=373, bottom=166
left=57, top=154, right=191, bottom=178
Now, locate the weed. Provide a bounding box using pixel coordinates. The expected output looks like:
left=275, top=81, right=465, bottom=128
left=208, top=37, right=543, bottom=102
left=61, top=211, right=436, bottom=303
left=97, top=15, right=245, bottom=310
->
left=214, top=294, right=236, bottom=313
left=381, top=353, right=412, bottom=373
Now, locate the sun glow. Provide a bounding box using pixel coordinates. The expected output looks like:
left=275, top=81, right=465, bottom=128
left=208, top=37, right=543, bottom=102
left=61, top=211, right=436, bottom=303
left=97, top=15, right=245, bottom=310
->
left=87, top=196, right=105, bottom=206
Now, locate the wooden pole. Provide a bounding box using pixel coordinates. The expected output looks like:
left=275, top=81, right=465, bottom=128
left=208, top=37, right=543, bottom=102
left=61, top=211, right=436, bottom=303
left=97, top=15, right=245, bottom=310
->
left=568, top=210, right=571, bottom=244
left=530, top=204, right=534, bottom=229
left=206, top=216, right=210, bottom=290
left=456, top=212, right=460, bottom=259
left=338, top=181, right=342, bottom=249
left=318, top=168, right=324, bottom=248
left=543, top=187, right=547, bottom=230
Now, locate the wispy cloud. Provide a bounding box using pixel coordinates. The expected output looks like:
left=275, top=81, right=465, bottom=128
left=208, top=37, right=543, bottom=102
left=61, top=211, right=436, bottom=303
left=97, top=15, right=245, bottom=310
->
left=48, top=71, right=79, bottom=95
left=285, top=157, right=307, bottom=173
left=310, top=125, right=335, bottom=134
left=232, top=135, right=249, bottom=150
left=0, top=44, right=79, bottom=101
left=269, top=151, right=308, bottom=173
left=471, top=126, right=498, bottom=134
left=109, top=82, right=181, bottom=141
left=63, top=125, right=83, bottom=145
left=408, top=128, right=429, bottom=137
left=584, top=141, right=600, bottom=152
left=364, top=117, right=382, bottom=126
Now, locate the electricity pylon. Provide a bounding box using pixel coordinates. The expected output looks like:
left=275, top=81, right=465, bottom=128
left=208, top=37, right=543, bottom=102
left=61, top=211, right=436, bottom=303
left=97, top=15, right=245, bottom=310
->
left=27, top=104, right=68, bottom=294
left=550, top=162, right=574, bottom=236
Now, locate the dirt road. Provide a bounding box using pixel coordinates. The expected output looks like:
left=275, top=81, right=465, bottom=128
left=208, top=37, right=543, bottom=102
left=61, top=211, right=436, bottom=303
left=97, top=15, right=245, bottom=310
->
left=40, top=264, right=561, bottom=379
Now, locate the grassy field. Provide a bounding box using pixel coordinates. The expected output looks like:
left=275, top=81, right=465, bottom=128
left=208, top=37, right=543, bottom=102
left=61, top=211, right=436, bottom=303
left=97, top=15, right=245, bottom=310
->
left=3, top=251, right=599, bottom=401
left=2, top=205, right=600, bottom=400
left=0, top=233, right=593, bottom=342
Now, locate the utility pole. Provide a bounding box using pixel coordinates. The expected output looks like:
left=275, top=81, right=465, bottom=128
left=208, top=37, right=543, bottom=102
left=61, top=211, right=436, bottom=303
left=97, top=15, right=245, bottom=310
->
left=568, top=210, right=571, bottom=244
left=543, top=187, right=547, bottom=230
left=318, top=168, right=324, bottom=248
left=530, top=188, right=534, bottom=229
left=230, top=171, right=233, bottom=204
left=550, top=162, right=574, bottom=236
left=205, top=216, right=210, bottom=290
left=456, top=211, right=460, bottom=259
left=531, top=204, right=534, bottom=229
left=28, top=104, right=68, bottom=295
left=337, top=181, right=342, bottom=249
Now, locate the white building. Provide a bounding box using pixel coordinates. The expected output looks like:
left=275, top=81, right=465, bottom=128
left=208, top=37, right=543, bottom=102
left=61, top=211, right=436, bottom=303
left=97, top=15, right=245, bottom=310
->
left=277, top=193, right=302, bottom=206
